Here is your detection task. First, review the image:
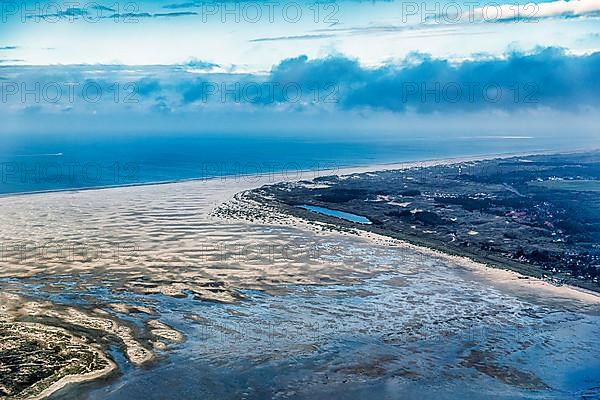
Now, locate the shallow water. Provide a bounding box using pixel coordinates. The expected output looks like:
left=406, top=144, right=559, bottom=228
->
left=5, top=254, right=598, bottom=400
left=1, top=157, right=599, bottom=399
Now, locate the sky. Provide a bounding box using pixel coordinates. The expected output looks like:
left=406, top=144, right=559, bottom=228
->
left=1, top=0, right=599, bottom=68
left=0, top=0, right=599, bottom=138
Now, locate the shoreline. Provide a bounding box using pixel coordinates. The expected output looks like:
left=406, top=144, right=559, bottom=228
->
left=2, top=148, right=600, bottom=399
left=217, top=152, right=600, bottom=303
left=31, top=353, right=116, bottom=400
left=0, top=320, right=118, bottom=400
left=226, top=190, right=600, bottom=304
left=2, top=148, right=599, bottom=305
left=0, top=147, right=590, bottom=199
left=354, top=228, right=600, bottom=304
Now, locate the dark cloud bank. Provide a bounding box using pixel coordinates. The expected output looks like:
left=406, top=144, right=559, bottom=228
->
left=256, top=47, right=600, bottom=112
left=166, top=47, right=600, bottom=113
left=2, top=47, right=598, bottom=115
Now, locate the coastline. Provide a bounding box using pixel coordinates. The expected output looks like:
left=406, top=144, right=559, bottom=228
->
left=353, top=228, right=600, bottom=304
left=212, top=151, right=600, bottom=303
left=2, top=149, right=598, bottom=303
left=0, top=148, right=584, bottom=199
left=31, top=350, right=116, bottom=400
left=222, top=190, right=600, bottom=305
left=0, top=320, right=118, bottom=400
left=2, top=149, right=600, bottom=399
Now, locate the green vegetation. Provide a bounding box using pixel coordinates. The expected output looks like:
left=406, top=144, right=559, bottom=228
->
left=254, top=152, right=600, bottom=289
left=0, top=322, right=111, bottom=400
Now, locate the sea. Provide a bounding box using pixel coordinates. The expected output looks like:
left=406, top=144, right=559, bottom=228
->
left=1, top=132, right=600, bottom=399
left=1, top=132, right=598, bottom=195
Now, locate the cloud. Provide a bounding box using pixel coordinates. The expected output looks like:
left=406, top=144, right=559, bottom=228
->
left=90, top=5, right=116, bottom=12
left=163, top=2, right=201, bottom=9
left=37, top=7, right=88, bottom=19
left=1, top=48, right=598, bottom=115
left=259, top=47, right=600, bottom=112
left=460, top=0, right=600, bottom=22
left=151, top=12, right=198, bottom=18
left=134, top=78, right=162, bottom=97
left=182, top=59, right=221, bottom=70
left=251, top=0, right=600, bottom=44
left=105, top=12, right=152, bottom=19
left=162, top=1, right=279, bottom=9
left=249, top=27, right=492, bottom=43
left=249, top=34, right=336, bottom=43
left=31, top=7, right=198, bottom=21
left=575, top=32, right=600, bottom=46
left=179, top=78, right=208, bottom=104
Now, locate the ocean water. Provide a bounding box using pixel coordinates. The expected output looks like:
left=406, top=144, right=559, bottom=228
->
left=10, top=262, right=599, bottom=400
left=1, top=133, right=598, bottom=195
left=1, top=133, right=599, bottom=399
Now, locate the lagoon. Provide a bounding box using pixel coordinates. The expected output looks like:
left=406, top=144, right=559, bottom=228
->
left=297, top=204, right=372, bottom=224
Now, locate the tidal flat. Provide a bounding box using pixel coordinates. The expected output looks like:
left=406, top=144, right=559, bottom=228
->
left=1, top=155, right=599, bottom=399
left=253, top=151, right=600, bottom=291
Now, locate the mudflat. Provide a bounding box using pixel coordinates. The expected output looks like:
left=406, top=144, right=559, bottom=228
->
left=1, top=153, right=599, bottom=399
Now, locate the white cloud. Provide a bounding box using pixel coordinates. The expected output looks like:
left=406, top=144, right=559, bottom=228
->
left=465, top=0, right=600, bottom=22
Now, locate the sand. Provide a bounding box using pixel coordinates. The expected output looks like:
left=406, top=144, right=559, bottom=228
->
left=0, top=152, right=598, bottom=303
left=1, top=152, right=599, bottom=399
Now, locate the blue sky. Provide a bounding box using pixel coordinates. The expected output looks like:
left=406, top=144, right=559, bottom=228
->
left=1, top=0, right=599, bottom=68
left=0, top=0, right=599, bottom=138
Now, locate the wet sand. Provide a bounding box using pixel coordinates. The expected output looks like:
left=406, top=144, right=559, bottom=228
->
left=1, top=153, right=599, bottom=399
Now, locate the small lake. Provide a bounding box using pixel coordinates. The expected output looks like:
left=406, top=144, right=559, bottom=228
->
left=297, top=205, right=372, bottom=224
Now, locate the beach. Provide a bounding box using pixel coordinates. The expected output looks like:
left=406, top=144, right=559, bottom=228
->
left=4, top=0, right=600, bottom=397
left=1, top=154, right=599, bottom=399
